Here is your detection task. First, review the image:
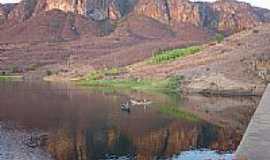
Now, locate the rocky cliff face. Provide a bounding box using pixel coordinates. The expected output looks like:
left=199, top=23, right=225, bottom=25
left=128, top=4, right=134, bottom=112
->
left=0, top=0, right=135, bottom=25
left=7, top=0, right=38, bottom=23
left=34, top=0, right=135, bottom=21
left=211, top=0, right=261, bottom=33
left=1, top=0, right=270, bottom=34
left=0, top=5, right=7, bottom=24
left=0, top=3, right=16, bottom=24
left=135, top=0, right=267, bottom=34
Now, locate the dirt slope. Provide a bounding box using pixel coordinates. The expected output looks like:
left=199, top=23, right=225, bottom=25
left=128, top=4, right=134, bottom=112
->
left=128, top=24, right=270, bottom=95
left=0, top=9, right=101, bottom=43
left=0, top=13, right=211, bottom=80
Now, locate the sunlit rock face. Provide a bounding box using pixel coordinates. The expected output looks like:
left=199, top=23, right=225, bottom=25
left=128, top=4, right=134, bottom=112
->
left=134, top=0, right=266, bottom=33
left=211, top=0, right=261, bottom=33
left=43, top=0, right=85, bottom=15
left=135, top=0, right=202, bottom=26
left=1, top=0, right=135, bottom=24
left=37, top=0, right=136, bottom=21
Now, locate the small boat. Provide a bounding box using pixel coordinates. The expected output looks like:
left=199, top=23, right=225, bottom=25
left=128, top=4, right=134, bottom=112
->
left=130, top=99, right=152, bottom=106
left=121, top=103, right=131, bottom=112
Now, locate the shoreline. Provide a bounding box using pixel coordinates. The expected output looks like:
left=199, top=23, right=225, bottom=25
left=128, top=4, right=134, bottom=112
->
left=2, top=73, right=265, bottom=97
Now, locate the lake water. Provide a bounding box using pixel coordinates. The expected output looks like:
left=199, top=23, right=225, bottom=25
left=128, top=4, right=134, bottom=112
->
left=0, top=81, right=258, bottom=160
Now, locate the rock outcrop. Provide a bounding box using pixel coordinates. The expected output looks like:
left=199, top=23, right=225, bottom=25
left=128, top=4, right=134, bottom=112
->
left=185, top=73, right=265, bottom=96
left=0, top=3, right=16, bottom=24
left=211, top=0, right=261, bottom=33
left=7, top=0, right=38, bottom=24
left=34, top=0, right=135, bottom=21
left=135, top=0, right=269, bottom=34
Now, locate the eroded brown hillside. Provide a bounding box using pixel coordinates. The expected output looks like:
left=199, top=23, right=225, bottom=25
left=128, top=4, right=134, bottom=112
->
left=128, top=24, right=270, bottom=95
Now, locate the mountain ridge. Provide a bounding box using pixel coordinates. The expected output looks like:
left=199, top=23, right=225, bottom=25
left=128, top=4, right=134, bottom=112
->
left=0, top=0, right=270, bottom=36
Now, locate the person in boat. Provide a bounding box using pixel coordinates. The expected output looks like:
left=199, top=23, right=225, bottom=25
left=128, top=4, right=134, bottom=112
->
left=121, top=102, right=130, bottom=112
left=130, top=99, right=152, bottom=106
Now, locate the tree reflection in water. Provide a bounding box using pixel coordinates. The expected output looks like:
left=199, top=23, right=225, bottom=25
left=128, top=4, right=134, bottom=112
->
left=44, top=119, right=237, bottom=160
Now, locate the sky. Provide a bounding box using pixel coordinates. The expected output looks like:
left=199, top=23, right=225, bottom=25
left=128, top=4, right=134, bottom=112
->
left=0, top=0, right=270, bottom=9
left=192, top=0, right=270, bottom=9
left=0, top=0, right=20, bottom=3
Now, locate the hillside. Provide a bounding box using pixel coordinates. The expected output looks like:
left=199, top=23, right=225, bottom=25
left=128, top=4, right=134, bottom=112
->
left=0, top=9, right=102, bottom=43
left=0, top=14, right=210, bottom=80
left=0, top=0, right=269, bottom=85
left=128, top=24, right=270, bottom=95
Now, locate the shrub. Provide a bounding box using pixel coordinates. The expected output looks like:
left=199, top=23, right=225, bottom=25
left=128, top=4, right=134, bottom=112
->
left=253, top=29, right=259, bottom=34
left=104, top=68, right=121, bottom=76
left=10, top=65, right=20, bottom=73
left=166, top=75, right=184, bottom=93
left=151, top=46, right=201, bottom=64
left=215, top=33, right=224, bottom=43
left=87, top=71, right=104, bottom=80
left=46, top=70, right=53, bottom=76
left=49, top=18, right=61, bottom=29
left=0, top=71, right=6, bottom=76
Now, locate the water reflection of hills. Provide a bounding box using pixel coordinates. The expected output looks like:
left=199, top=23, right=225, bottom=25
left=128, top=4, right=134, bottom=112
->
left=45, top=119, right=239, bottom=160
left=0, top=82, right=249, bottom=160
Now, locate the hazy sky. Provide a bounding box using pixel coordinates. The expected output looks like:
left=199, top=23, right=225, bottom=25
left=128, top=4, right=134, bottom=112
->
left=0, top=0, right=21, bottom=3
left=192, top=0, right=270, bottom=9
left=0, top=0, right=270, bottom=9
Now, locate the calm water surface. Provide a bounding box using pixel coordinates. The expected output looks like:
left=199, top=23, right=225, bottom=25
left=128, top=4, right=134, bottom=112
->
left=0, top=81, right=254, bottom=160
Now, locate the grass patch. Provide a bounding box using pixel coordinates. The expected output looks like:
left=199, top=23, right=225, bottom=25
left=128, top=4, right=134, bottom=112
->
left=159, top=106, right=200, bottom=122
left=80, top=74, right=184, bottom=95
left=0, top=76, right=22, bottom=81
left=87, top=68, right=123, bottom=80
left=151, top=46, right=201, bottom=64
left=81, top=79, right=167, bottom=92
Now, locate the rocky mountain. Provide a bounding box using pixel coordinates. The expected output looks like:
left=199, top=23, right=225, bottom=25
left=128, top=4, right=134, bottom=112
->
left=1, top=0, right=270, bottom=35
